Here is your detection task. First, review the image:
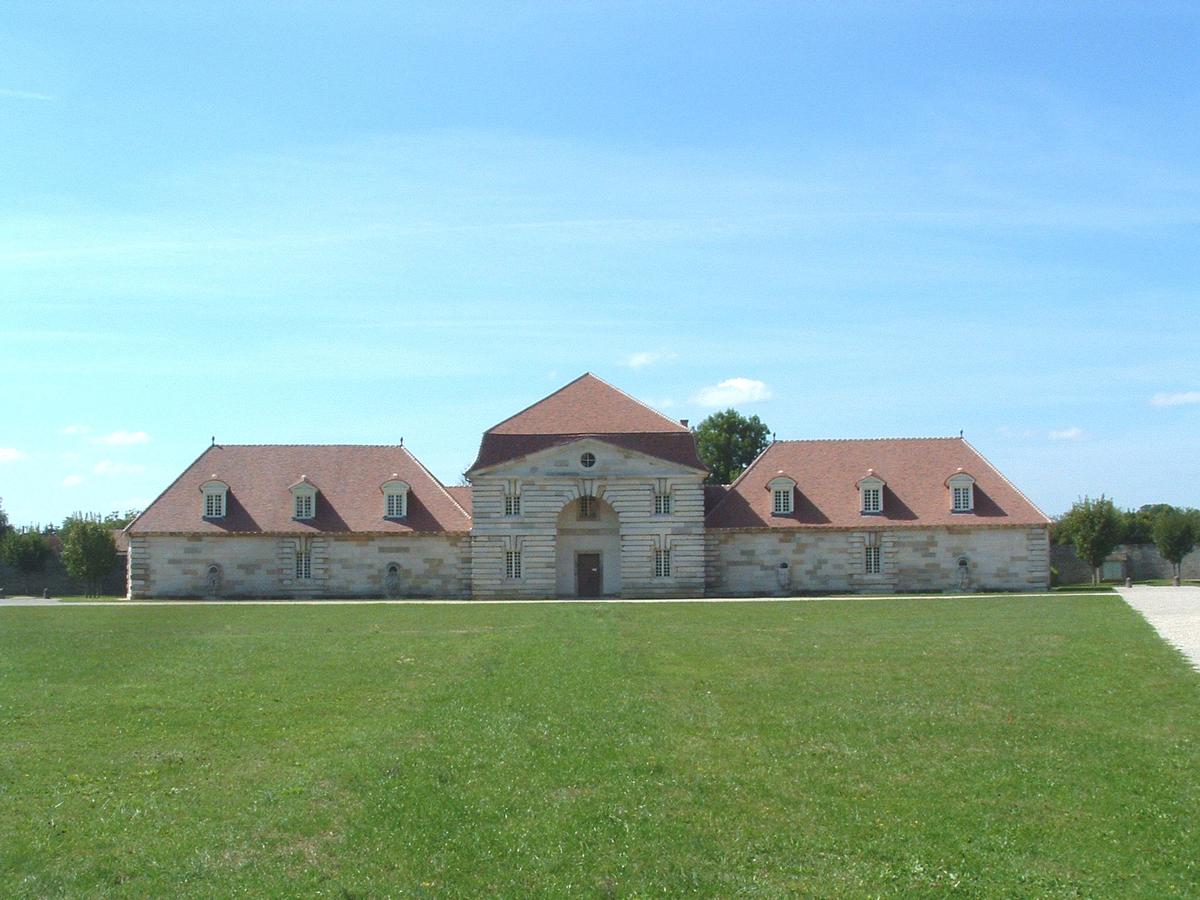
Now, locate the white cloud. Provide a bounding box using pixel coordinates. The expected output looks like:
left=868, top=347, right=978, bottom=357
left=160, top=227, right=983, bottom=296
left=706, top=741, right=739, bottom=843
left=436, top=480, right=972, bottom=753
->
left=0, top=447, right=27, bottom=463
left=0, top=88, right=54, bottom=101
left=91, top=430, right=150, bottom=446
left=93, top=459, right=146, bottom=476
left=1150, top=391, right=1200, bottom=408
left=623, top=351, right=677, bottom=369
left=1049, top=426, right=1084, bottom=441
left=60, top=424, right=91, bottom=435
left=693, top=377, right=772, bottom=407
left=62, top=474, right=84, bottom=487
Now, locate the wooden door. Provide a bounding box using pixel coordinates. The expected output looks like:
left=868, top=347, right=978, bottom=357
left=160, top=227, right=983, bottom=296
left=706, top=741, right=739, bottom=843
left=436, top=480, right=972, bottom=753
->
left=576, top=553, right=602, bottom=597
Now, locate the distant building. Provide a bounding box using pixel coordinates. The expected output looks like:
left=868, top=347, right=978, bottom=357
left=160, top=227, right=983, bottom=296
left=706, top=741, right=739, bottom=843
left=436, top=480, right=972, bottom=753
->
left=126, top=374, right=1050, bottom=598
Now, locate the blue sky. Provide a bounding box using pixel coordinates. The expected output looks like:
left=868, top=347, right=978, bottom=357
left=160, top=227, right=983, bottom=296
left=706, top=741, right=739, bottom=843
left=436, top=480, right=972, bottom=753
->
left=2, top=1, right=1198, bottom=526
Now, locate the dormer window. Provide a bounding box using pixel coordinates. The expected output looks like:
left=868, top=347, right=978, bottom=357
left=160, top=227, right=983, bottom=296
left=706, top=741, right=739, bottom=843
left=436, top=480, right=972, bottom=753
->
left=858, top=471, right=885, bottom=515
left=200, top=478, right=228, bottom=518
left=290, top=477, right=317, bottom=520
left=381, top=477, right=410, bottom=519
left=767, top=474, right=797, bottom=516
left=946, top=470, right=976, bottom=513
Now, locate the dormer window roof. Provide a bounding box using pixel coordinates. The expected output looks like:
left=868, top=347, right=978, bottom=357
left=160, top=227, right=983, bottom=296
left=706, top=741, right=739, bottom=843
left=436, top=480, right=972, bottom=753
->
left=200, top=477, right=228, bottom=518
left=290, top=476, right=318, bottom=520
left=946, top=468, right=976, bottom=513
left=767, top=472, right=797, bottom=515
left=381, top=475, right=410, bottom=519
left=857, top=469, right=885, bottom=515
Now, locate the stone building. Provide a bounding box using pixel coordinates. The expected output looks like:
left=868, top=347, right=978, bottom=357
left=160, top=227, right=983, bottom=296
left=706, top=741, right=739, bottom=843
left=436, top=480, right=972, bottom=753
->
left=126, top=374, right=1050, bottom=598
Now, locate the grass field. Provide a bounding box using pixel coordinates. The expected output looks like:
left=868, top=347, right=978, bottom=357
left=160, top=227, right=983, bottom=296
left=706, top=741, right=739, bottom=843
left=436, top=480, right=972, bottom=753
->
left=2, top=595, right=1198, bottom=897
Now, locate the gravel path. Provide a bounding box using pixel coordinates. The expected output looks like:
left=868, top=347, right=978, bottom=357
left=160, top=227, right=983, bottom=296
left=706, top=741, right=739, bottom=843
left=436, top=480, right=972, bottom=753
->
left=1118, top=586, right=1200, bottom=671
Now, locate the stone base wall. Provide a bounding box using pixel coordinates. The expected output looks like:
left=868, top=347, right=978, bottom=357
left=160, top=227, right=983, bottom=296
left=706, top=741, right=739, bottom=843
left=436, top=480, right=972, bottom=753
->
left=709, top=526, right=1049, bottom=596
left=129, top=533, right=470, bottom=599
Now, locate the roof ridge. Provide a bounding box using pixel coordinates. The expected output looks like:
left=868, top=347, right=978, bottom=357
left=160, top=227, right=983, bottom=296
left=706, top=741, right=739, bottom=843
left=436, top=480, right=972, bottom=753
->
left=211, top=443, right=408, bottom=448
left=483, top=373, right=688, bottom=434
left=961, top=437, right=1051, bottom=524
left=401, top=445, right=472, bottom=521
left=771, top=436, right=962, bottom=444
left=484, top=373, right=593, bottom=434
left=125, top=444, right=214, bottom=534
left=705, top=440, right=777, bottom=521
left=585, top=372, right=689, bottom=432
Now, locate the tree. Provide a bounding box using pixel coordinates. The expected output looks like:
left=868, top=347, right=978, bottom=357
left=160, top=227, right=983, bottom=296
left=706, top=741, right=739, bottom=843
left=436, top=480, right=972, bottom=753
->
left=1056, top=496, right=1123, bottom=585
left=0, top=498, right=8, bottom=535
left=693, top=409, right=771, bottom=485
left=0, top=530, right=52, bottom=574
left=60, top=517, right=117, bottom=595
left=1121, top=503, right=1174, bottom=545
left=1153, top=509, right=1196, bottom=583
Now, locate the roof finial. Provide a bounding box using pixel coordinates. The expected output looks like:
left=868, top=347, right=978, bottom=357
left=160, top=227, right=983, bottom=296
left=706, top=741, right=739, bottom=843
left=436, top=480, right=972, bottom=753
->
left=772, top=432, right=777, bottom=443
left=211, top=435, right=215, bottom=447
left=400, top=436, right=404, bottom=447
left=959, top=429, right=964, bottom=438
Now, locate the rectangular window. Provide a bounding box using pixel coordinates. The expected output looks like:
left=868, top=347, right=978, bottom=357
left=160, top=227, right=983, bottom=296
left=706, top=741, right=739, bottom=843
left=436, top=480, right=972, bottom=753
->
left=862, top=487, right=882, bottom=513
left=386, top=492, right=406, bottom=518
left=654, top=493, right=671, bottom=515
left=655, top=549, right=671, bottom=577
left=295, top=494, right=314, bottom=519
left=505, top=550, right=522, bottom=579
left=204, top=492, right=224, bottom=517
left=295, top=550, right=312, bottom=580
left=504, top=494, right=521, bottom=516
left=864, top=546, right=881, bottom=575
left=952, top=486, right=971, bottom=512
left=578, top=496, right=597, bottom=520
left=773, top=488, right=792, bottom=515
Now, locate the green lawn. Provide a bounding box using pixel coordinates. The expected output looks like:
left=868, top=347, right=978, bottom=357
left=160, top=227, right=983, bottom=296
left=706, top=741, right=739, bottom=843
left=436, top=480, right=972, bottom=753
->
left=1, top=596, right=1197, bottom=897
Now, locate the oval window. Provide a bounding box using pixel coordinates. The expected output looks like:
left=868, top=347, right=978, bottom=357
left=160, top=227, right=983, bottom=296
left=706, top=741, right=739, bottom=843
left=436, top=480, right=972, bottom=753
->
left=580, top=452, right=596, bottom=468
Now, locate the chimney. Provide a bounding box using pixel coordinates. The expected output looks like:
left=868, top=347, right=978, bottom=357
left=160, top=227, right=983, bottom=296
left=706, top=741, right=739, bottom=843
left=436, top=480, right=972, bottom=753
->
left=680, top=419, right=689, bottom=427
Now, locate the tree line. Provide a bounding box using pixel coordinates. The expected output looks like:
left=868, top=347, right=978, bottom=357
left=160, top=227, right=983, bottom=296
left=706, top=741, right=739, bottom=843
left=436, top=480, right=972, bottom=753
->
left=0, top=501, right=140, bottom=595
left=1053, top=497, right=1198, bottom=585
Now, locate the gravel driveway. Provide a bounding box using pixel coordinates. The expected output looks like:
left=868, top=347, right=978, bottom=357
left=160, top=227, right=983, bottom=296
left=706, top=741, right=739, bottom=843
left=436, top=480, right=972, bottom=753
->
left=1118, top=586, right=1200, bottom=671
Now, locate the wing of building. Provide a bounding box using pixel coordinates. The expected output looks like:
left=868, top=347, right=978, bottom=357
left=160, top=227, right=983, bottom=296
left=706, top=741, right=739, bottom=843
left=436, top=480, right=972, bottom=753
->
left=127, top=374, right=1049, bottom=599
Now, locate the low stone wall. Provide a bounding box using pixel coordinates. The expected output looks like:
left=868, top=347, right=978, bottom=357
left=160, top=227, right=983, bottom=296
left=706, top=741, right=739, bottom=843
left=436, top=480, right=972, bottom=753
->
left=709, top=526, right=1049, bottom=595
left=0, top=554, right=125, bottom=598
left=1051, top=543, right=1200, bottom=584
left=129, top=533, right=470, bottom=599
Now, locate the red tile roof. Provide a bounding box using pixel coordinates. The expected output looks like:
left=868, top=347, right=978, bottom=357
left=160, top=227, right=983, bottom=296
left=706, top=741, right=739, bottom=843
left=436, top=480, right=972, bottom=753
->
left=446, top=486, right=473, bottom=515
left=706, top=438, right=1048, bottom=529
left=128, top=445, right=471, bottom=535
left=488, top=373, right=689, bottom=434
left=469, top=373, right=705, bottom=473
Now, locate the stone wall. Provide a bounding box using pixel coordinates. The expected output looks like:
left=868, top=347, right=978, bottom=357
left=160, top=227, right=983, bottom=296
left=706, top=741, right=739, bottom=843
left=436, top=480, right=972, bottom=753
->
left=708, top=526, right=1049, bottom=595
left=128, top=533, right=470, bottom=599
left=1051, top=542, right=1200, bottom=584
left=0, top=553, right=125, bottom=598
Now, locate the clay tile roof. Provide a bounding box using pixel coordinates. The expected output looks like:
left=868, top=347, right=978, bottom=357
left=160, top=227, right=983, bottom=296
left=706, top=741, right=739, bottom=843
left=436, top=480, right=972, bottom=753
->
left=128, top=445, right=471, bottom=535
left=468, top=373, right=705, bottom=473
left=487, top=373, right=689, bottom=435
left=706, top=438, right=1049, bottom=530
left=446, top=486, right=473, bottom=515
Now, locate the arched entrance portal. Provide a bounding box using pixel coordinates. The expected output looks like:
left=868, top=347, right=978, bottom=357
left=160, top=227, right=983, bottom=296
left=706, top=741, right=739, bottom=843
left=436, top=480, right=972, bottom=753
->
left=556, top=496, right=621, bottom=597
